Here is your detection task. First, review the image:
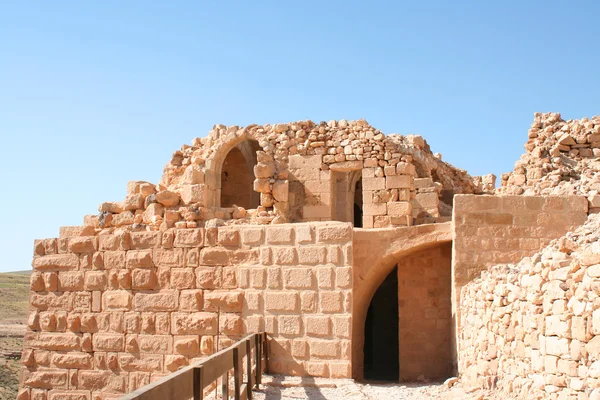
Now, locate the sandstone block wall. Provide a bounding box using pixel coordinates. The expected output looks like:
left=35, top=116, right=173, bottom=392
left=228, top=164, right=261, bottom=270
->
left=19, top=222, right=353, bottom=400
left=452, top=195, right=589, bottom=319
left=398, top=243, right=452, bottom=381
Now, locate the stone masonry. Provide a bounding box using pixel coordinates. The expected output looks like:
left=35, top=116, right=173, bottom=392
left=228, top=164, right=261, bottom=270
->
left=18, top=114, right=600, bottom=399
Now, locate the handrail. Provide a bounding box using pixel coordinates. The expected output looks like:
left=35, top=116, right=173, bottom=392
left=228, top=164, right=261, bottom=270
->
left=120, top=332, right=268, bottom=400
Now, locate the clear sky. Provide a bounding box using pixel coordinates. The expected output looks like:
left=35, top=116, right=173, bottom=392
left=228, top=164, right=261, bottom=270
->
left=1, top=1, right=599, bottom=273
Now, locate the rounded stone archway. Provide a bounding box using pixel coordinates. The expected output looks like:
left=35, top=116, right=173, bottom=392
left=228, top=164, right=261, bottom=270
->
left=352, top=223, right=452, bottom=381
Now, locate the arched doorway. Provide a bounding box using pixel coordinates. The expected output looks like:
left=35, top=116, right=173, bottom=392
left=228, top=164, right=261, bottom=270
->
left=352, top=227, right=454, bottom=382
left=364, top=267, right=399, bottom=381
left=220, top=140, right=261, bottom=209
left=332, top=169, right=363, bottom=227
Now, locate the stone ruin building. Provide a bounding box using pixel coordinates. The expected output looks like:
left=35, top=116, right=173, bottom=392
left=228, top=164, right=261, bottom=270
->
left=17, top=113, right=600, bottom=399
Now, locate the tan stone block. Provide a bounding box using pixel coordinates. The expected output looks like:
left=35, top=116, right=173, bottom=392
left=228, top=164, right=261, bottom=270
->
left=320, top=292, right=343, bottom=313
left=267, top=267, right=282, bottom=289
left=199, top=248, right=229, bottom=265
left=241, top=228, right=264, bottom=246
left=131, top=269, right=156, bottom=290
left=265, top=292, right=299, bottom=312
left=302, top=205, right=330, bottom=219
left=484, top=212, right=513, bottom=225
left=68, top=237, right=98, bottom=253
left=266, top=226, right=294, bottom=244
left=289, top=154, right=322, bottom=169
left=363, top=202, right=386, bottom=216
left=173, top=336, right=199, bottom=356
left=171, top=312, right=217, bottom=335
left=300, top=292, right=317, bottom=313
left=195, top=267, right=219, bottom=289
left=362, top=177, right=385, bottom=191
left=309, top=339, right=340, bottom=358
left=316, top=267, right=333, bottom=289
left=295, top=225, right=314, bottom=244
left=138, top=334, right=172, bottom=354
left=278, top=315, right=302, bottom=336
left=220, top=313, right=244, bottom=335
left=102, top=290, right=132, bottom=311
left=297, top=246, right=327, bottom=265
left=388, top=201, right=412, bottom=216
left=47, top=391, right=90, bottom=400
left=129, top=231, right=161, bottom=249
left=273, top=247, right=297, bottom=265
left=92, top=333, right=124, bottom=352
left=292, top=339, right=308, bottom=359
left=306, top=316, right=331, bottom=337
left=204, top=291, right=242, bottom=312
left=173, top=290, right=200, bottom=312
left=58, top=272, right=84, bottom=291
left=317, top=225, right=352, bottom=243
left=180, top=184, right=204, bottom=205
left=103, top=251, right=126, bottom=269
left=30, top=272, right=45, bottom=291
left=126, top=249, right=154, bottom=268
left=336, top=267, right=352, bottom=288
left=169, top=268, right=195, bottom=289
left=33, top=254, right=79, bottom=271
left=84, top=271, right=106, bottom=291
left=51, top=352, right=92, bottom=369
left=134, top=291, right=178, bottom=311
left=165, top=354, right=188, bottom=372
left=174, top=228, right=204, bottom=247
left=24, top=370, right=69, bottom=389
left=251, top=268, right=266, bottom=289
left=217, top=227, right=240, bottom=247
left=385, top=174, right=411, bottom=189
left=329, top=361, right=351, bottom=378
left=119, top=353, right=163, bottom=372
left=283, top=267, right=314, bottom=289
left=78, top=370, right=126, bottom=392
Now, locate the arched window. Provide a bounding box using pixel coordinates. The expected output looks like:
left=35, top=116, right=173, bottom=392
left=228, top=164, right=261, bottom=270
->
left=220, top=140, right=261, bottom=209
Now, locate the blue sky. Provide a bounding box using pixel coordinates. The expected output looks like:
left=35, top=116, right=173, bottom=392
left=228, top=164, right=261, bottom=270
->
left=1, top=1, right=599, bottom=272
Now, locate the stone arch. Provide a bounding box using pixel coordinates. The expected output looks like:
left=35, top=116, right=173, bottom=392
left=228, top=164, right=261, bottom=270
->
left=204, top=132, right=270, bottom=209
left=220, top=140, right=262, bottom=209
left=352, top=223, right=452, bottom=380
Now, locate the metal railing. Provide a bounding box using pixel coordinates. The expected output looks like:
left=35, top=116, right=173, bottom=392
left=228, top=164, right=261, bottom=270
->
left=120, top=333, right=268, bottom=400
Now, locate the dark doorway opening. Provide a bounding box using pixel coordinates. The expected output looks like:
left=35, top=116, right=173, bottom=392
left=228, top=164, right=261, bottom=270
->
left=354, top=178, right=363, bottom=227
left=364, top=266, right=399, bottom=381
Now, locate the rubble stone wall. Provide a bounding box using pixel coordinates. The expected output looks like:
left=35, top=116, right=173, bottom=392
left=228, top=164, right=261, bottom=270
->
left=452, top=195, right=588, bottom=320
left=459, top=214, right=600, bottom=399
left=19, top=222, right=353, bottom=400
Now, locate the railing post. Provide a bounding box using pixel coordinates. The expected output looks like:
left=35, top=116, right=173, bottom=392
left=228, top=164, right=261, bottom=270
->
left=233, top=347, right=241, bottom=400
left=193, top=366, right=203, bottom=400
left=222, top=371, right=229, bottom=399
left=263, top=333, right=269, bottom=374
left=255, top=334, right=261, bottom=387
left=245, top=339, right=253, bottom=399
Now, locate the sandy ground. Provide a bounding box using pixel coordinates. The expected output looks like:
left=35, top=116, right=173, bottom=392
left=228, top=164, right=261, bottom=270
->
left=249, top=375, right=500, bottom=400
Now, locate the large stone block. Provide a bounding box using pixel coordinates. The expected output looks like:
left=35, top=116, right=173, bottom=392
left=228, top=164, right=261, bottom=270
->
left=265, top=292, right=298, bottom=312
left=92, top=333, right=124, bottom=352
left=171, top=312, right=217, bottom=335
left=32, top=254, right=79, bottom=271
left=134, top=291, right=178, bottom=312
left=103, top=290, right=133, bottom=311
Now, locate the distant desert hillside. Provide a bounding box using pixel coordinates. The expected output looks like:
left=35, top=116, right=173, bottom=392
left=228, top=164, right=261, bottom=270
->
left=0, top=271, right=31, bottom=400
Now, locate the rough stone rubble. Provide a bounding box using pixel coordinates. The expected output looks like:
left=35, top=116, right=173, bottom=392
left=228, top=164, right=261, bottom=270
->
left=499, top=112, right=600, bottom=212
left=93, top=119, right=489, bottom=232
